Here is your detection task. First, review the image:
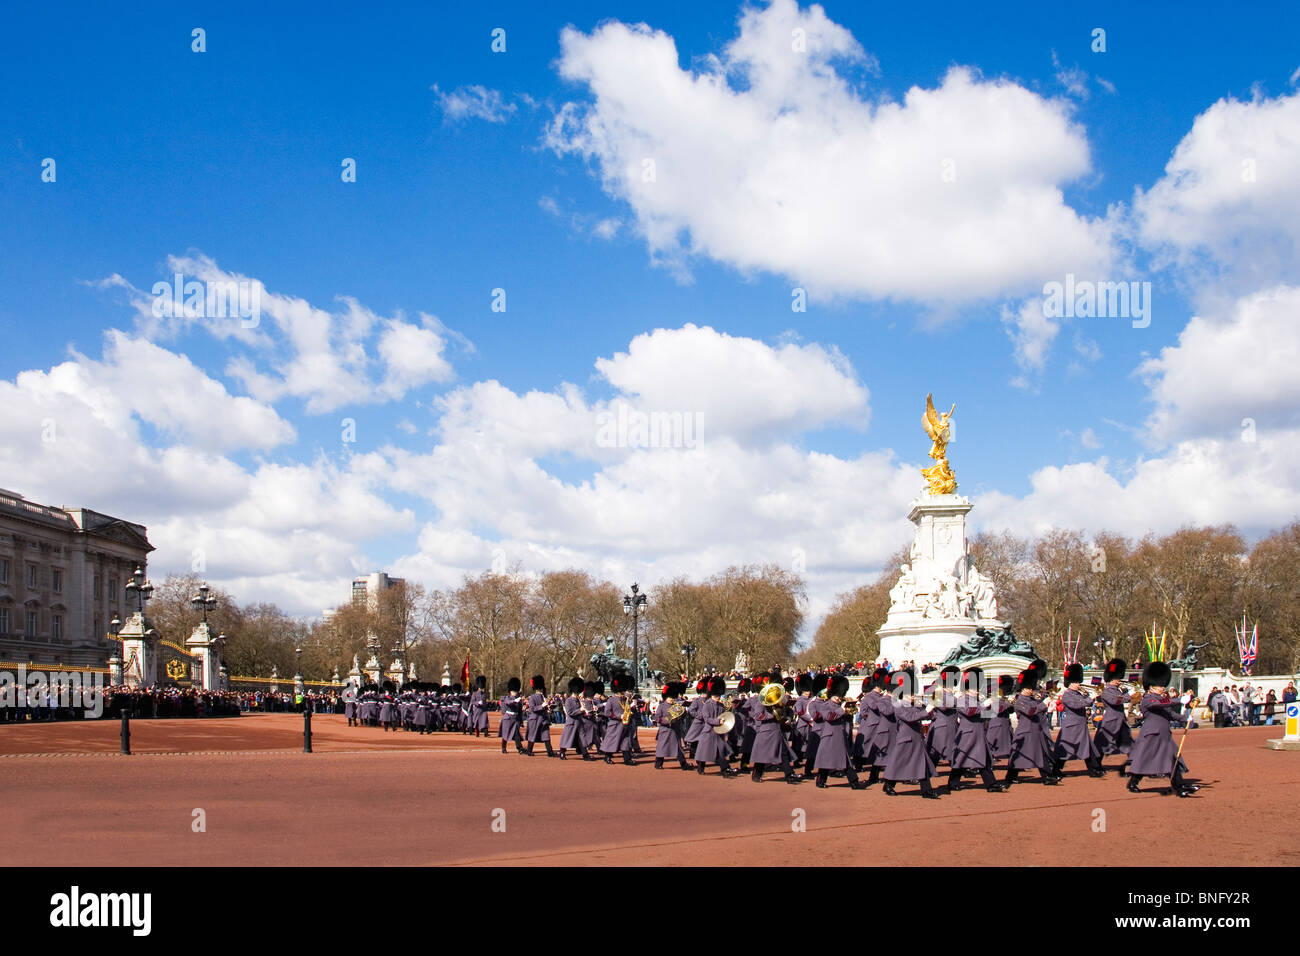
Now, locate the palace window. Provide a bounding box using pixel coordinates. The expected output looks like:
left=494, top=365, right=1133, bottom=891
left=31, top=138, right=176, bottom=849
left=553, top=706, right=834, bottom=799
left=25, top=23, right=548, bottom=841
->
left=52, top=615, right=62, bottom=640
left=0, top=558, right=8, bottom=583
left=94, top=574, right=101, bottom=600
left=25, top=611, right=37, bottom=638
left=0, top=608, right=8, bottom=634
left=27, top=564, right=37, bottom=588
left=109, top=577, right=118, bottom=603
left=52, top=568, right=62, bottom=593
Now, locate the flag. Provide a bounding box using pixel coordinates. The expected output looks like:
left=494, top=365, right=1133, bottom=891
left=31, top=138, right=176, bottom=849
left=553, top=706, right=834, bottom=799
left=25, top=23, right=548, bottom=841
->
left=460, top=652, right=470, bottom=688
left=1236, top=613, right=1258, bottom=674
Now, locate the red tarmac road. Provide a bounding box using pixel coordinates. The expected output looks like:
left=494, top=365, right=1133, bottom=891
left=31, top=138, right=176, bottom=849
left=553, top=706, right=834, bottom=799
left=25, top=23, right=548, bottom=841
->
left=2, top=715, right=1295, bottom=866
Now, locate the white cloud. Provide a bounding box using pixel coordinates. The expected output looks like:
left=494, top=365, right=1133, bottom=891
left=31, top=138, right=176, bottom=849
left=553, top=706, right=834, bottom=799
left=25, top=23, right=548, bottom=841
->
left=1135, top=90, right=1300, bottom=294
left=1001, top=298, right=1060, bottom=373
left=1139, top=284, right=1300, bottom=443
left=546, top=0, right=1115, bottom=304
left=433, top=84, right=518, bottom=123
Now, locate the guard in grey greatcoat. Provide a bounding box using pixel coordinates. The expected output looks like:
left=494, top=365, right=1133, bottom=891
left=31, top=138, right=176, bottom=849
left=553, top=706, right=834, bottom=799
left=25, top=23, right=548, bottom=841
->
left=852, top=673, right=880, bottom=771
left=798, top=673, right=829, bottom=780
left=738, top=678, right=761, bottom=771
left=343, top=683, right=358, bottom=726
left=749, top=673, right=800, bottom=785
left=987, top=675, right=1015, bottom=760
left=693, top=676, right=738, bottom=776
left=469, top=675, right=490, bottom=736
left=378, top=685, right=396, bottom=732
left=498, top=677, right=526, bottom=754
left=558, top=677, right=588, bottom=760
left=882, top=670, right=939, bottom=798
left=1126, top=662, right=1197, bottom=797
left=925, top=665, right=961, bottom=768
left=653, top=682, right=691, bottom=770
left=856, top=669, right=889, bottom=785
left=524, top=675, right=556, bottom=757
left=1002, top=660, right=1060, bottom=787
left=683, top=678, right=708, bottom=759
left=1094, top=658, right=1134, bottom=774
left=790, top=673, right=813, bottom=766
left=600, top=672, right=637, bottom=765
left=1052, top=663, right=1105, bottom=777
left=580, top=681, right=600, bottom=751
left=948, top=667, right=1007, bottom=793
left=812, top=676, right=867, bottom=789
left=865, top=669, right=898, bottom=786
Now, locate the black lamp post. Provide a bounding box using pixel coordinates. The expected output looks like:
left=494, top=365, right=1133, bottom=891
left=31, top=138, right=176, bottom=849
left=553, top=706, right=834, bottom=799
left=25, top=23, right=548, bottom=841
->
left=622, top=583, right=648, bottom=687
left=191, top=582, right=217, bottom=624
left=681, top=643, right=696, bottom=680
left=109, top=615, right=127, bottom=754
left=124, top=566, right=154, bottom=617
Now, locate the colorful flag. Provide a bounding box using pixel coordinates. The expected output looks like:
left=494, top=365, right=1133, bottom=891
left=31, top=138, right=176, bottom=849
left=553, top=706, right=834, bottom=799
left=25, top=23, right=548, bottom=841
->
left=1060, top=624, right=1081, bottom=665
left=460, top=652, right=470, bottom=688
left=1235, top=612, right=1258, bottom=675
left=1143, top=621, right=1167, bottom=663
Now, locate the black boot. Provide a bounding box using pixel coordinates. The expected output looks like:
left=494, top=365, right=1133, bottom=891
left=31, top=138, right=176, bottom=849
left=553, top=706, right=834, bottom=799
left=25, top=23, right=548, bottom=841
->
left=1003, top=768, right=1018, bottom=788
left=815, top=770, right=829, bottom=789
left=751, top=763, right=764, bottom=782
left=545, top=743, right=556, bottom=757
left=655, top=758, right=664, bottom=769
left=947, top=772, right=962, bottom=793
left=1127, top=774, right=1142, bottom=793
left=1086, top=758, right=1106, bottom=777
left=604, top=754, right=614, bottom=765
left=501, top=741, right=507, bottom=754
left=920, top=778, right=940, bottom=799
left=719, top=762, right=738, bottom=778
left=557, top=748, right=566, bottom=760
left=679, top=758, right=691, bottom=770
left=696, top=762, right=707, bottom=775
left=623, top=753, right=635, bottom=766
left=883, top=781, right=897, bottom=795
left=526, top=742, right=535, bottom=757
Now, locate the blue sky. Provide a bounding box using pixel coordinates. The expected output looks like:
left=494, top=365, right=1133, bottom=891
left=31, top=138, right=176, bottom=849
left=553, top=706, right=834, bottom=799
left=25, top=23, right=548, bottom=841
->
left=3, top=0, right=1300, bottom=629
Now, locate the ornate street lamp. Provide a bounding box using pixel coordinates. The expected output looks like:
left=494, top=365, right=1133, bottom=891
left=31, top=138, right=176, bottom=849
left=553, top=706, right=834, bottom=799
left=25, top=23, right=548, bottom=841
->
left=680, top=643, right=696, bottom=679
left=190, top=582, right=217, bottom=624
left=124, top=567, right=153, bottom=617
left=622, top=583, right=648, bottom=687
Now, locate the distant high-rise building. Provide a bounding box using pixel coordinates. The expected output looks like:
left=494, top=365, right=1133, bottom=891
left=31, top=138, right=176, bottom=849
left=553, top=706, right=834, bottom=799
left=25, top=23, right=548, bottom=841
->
left=352, top=571, right=404, bottom=611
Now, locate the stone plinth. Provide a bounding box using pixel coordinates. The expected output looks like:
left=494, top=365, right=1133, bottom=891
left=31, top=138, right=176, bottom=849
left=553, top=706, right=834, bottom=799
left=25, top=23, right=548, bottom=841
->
left=117, top=612, right=158, bottom=688
left=877, top=493, right=1006, bottom=666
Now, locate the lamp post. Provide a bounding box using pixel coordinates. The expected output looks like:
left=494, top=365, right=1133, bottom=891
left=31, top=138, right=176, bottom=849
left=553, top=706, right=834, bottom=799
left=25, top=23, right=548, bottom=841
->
left=191, top=582, right=217, bottom=624
left=680, top=643, right=696, bottom=680
left=622, top=583, right=648, bottom=688
left=110, top=615, right=127, bottom=754
left=124, top=566, right=154, bottom=618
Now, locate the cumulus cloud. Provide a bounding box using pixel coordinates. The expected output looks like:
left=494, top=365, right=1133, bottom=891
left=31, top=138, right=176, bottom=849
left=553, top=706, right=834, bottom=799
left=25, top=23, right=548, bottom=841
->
left=106, top=253, right=464, bottom=414
left=1135, top=90, right=1300, bottom=294
left=1139, top=284, right=1300, bottom=443
left=546, top=0, right=1115, bottom=303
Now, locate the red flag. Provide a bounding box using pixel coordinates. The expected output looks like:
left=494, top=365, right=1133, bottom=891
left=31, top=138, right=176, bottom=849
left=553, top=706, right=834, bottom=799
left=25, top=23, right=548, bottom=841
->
left=460, top=652, right=470, bottom=688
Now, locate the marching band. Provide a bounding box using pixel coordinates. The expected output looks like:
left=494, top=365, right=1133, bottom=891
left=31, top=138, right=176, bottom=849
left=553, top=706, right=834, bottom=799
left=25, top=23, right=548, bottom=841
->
left=343, top=657, right=1198, bottom=797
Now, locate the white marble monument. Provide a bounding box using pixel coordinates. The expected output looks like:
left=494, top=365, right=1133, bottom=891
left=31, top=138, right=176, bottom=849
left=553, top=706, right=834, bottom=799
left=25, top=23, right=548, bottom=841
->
left=117, top=611, right=159, bottom=688
left=875, top=396, right=1007, bottom=668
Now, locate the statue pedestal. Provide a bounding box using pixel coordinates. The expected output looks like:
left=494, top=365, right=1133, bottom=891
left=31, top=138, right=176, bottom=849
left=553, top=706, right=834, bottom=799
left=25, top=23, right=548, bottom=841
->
left=118, top=612, right=158, bottom=688
left=876, top=493, right=1008, bottom=667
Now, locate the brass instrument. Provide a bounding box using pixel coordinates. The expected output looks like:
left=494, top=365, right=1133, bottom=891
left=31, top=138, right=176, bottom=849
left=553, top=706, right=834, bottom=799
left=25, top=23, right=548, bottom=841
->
left=842, top=698, right=859, bottom=716
left=714, top=710, right=736, bottom=735
left=619, top=693, right=634, bottom=725
left=667, top=701, right=688, bottom=723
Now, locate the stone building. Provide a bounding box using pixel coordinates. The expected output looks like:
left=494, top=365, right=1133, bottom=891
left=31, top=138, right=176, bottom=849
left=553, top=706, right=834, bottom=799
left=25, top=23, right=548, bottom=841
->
left=0, top=488, right=152, bottom=669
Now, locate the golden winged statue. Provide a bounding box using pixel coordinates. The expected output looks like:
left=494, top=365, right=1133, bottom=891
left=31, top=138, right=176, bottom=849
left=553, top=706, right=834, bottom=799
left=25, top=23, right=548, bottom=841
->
left=921, top=393, right=957, bottom=495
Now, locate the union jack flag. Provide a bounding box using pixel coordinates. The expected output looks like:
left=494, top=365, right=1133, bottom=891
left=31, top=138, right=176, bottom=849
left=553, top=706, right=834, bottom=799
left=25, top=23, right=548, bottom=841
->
left=1235, top=613, right=1258, bottom=674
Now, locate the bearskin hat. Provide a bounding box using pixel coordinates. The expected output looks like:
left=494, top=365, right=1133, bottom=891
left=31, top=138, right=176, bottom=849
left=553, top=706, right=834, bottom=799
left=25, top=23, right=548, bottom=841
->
left=893, top=669, right=918, bottom=696
left=611, top=672, right=633, bottom=693
left=1064, top=662, right=1084, bottom=685
left=997, top=674, right=1016, bottom=695
left=1017, top=666, right=1038, bottom=691
left=381, top=679, right=395, bottom=692
left=810, top=672, right=829, bottom=695
left=594, top=680, right=605, bottom=696
left=871, top=667, right=888, bottom=690
left=737, top=677, right=752, bottom=693
left=583, top=680, right=596, bottom=697
left=696, top=678, right=708, bottom=694
left=506, top=676, right=521, bottom=693
left=708, top=675, right=728, bottom=696
left=530, top=674, right=546, bottom=692
left=795, top=673, right=812, bottom=693
left=475, top=675, right=487, bottom=689
left=452, top=682, right=462, bottom=693
left=568, top=676, right=585, bottom=695
left=1104, top=658, right=1126, bottom=681
left=1142, top=661, right=1172, bottom=689
left=962, top=667, right=983, bottom=691
left=782, top=675, right=795, bottom=691
left=829, top=675, right=851, bottom=699
left=1031, top=658, right=1048, bottom=680
left=665, top=682, right=684, bottom=699
left=940, top=664, right=962, bottom=687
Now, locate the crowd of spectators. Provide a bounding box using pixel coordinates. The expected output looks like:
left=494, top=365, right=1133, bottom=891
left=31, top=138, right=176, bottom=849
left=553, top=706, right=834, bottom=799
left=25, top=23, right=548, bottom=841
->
left=0, top=684, right=359, bottom=722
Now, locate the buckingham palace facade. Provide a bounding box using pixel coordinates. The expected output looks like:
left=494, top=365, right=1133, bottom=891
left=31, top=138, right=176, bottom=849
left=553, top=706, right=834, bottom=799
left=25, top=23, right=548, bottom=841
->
left=0, top=488, right=153, bottom=669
